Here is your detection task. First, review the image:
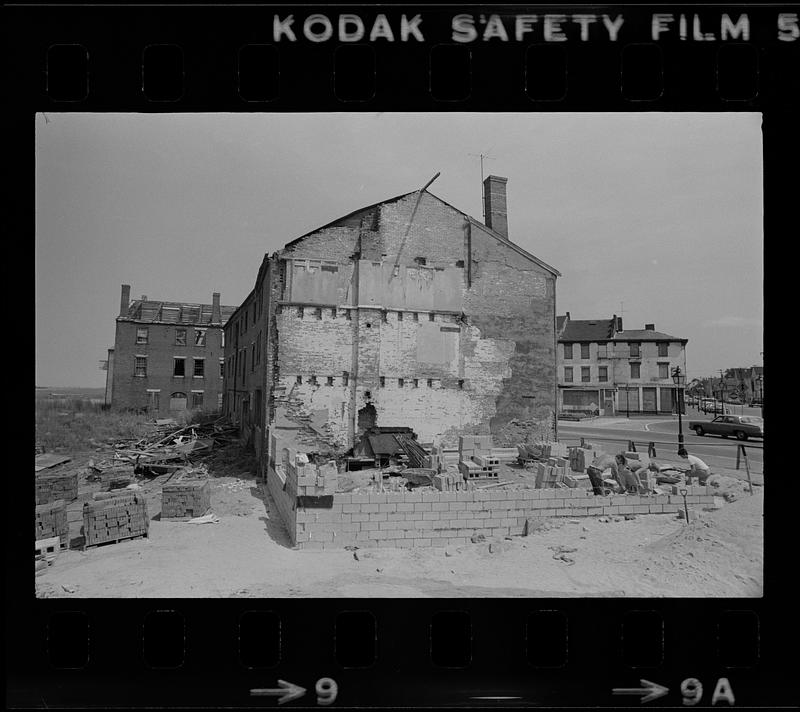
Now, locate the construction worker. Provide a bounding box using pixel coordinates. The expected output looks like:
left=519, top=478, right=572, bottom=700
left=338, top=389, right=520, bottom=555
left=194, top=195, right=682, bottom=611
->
left=678, top=448, right=712, bottom=485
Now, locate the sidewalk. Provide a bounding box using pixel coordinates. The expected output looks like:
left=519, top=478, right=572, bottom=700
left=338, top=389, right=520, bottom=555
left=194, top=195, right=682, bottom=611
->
left=558, top=415, right=676, bottom=431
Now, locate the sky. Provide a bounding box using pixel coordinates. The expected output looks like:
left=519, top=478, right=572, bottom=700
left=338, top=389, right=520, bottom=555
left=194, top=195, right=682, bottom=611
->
left=35, top=112, right=763, bottom=387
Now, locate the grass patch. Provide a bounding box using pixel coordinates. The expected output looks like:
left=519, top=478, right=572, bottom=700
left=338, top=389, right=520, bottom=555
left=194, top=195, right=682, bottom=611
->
left=35, top=398, right=153, bottom=452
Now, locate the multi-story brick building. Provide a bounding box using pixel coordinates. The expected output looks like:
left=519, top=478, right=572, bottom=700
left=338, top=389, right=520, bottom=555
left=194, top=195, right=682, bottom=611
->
left=224, top=176, right=561, bottom=467
left=105, top=284, right=236, bottom=413
left=556, top=314, right=688, bottom=416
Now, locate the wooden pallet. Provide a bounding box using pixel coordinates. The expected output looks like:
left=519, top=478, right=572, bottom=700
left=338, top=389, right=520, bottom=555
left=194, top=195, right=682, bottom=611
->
left=83, top=532, right=149, bottom=550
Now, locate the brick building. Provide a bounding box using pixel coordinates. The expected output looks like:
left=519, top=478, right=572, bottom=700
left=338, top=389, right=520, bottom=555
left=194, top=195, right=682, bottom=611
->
left=224, top=176, right=561, bottom=467
left=105, top=284, right=236, bottom=413
left=556, top=314, right=688, bottom=415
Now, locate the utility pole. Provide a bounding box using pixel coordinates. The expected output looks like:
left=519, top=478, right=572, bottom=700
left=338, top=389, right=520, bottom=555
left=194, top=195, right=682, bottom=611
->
left=467, top=148, right=495, bottom=221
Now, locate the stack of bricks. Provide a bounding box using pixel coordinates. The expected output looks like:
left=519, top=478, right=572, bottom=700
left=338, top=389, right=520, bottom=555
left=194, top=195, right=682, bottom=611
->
left=292, top=487, right=719, bottom=550
left=162, top=470, right=211, bottom=520
left=35, top=472, right=78, bottom=505
left=35, top=499, right=69, bottom=549
left=433, top=472, right=472, bottom=492
left=539, top=441, right=569, bottom=459
left=458, top=435, right=499, bottom=481
left=535, top=462, right=567, bottom=488
left=296, top=459, right=338, bottom=497
left=83, top=492, right=148, bottom=547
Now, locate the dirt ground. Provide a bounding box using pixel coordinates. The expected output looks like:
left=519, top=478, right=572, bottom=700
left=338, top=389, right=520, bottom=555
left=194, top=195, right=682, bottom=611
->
left=35, top=450, right=763, bottom=598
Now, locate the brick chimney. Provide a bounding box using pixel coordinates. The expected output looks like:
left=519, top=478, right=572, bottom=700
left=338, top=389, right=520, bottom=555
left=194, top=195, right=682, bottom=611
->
left=119, top=284, right=131, bottom=316
left=483, top=175, right=508, bottom=239
left=645, top=323, right=655, bottom=331
left=212, top=292, right=221, bottom=322
left=616, top=316, right=623, bottom=332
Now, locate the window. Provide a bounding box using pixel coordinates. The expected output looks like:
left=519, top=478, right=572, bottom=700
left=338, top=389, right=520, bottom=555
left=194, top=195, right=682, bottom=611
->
left=564, top=366, right=573, bottom=382
left=658, top=342, right=668, bottom=357
left=327, top=376, right=334, bottom=386
left=309, top=375, right=318, bottom=385
left=219, top=359, right=224, bottom=378
left=564, top=343, right=573, bottom=360
left=221, top=330, right=225, bottom=348
left=398, top=378, right=404, bottom=387
left=251, top=344, right=255, bottom=371
left=413, top=313, right=419, bottom=322
left=413, top=378, right=419, bottom=388
left=599, top=366, right=608, bottom=382
left=194, top=328, right=207, bottom=346
left=598, top=343, right=608, bottom=358
left=630, top=362, right=641, bottom=379
left=428, top=313, right=435, bottom=322
left=658, top=362, right=669, bottom=379
left=456, top=259, right=465, bottom=267
left=630, top=342, right=640, bottom=358
left=191, top=391, right=204, bottom=409
left=379, top=376, right=386, bottom=387
left=134, top=356, right=147, bottom=377
left=343, top=371, right=349, bottom=386
left=296, top=375, right=302, bottom=384
left=315, top=307, right=323, bottom=320
left=381, top=311, right=388, bottom=323
left=414, top=256, right=427, bottom=265
left=581, top=343, right=590, bottom=359
left=217, top=393, right=223, bottom=409
left=136, top=328, right=148, bottom=345
left=458, top=379, right=464, bottom=389
left=173, top=357, right=185, bottom=377
left=427, top=379, right=433, bottom=387
left=175, top=328, right=186, bottom=346
left=581, top=367, right=590, bottom=382
left=193, top=358, right=205, bottom=378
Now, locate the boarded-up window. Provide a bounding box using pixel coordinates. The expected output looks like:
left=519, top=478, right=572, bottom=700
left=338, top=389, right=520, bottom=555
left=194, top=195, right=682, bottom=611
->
left=658, top=342, right=669, bottom=357
left=660, top=388, right=674, bottom=412
left=136, top=328, right=148, bottom=345
left=658, top=362, right=669, bottom=379
left=618, top=388, right=640, bottom=412
left=629, top=342, right=640, bottom=358
left=630, top=362, right=641, bottom=379
left=191, top=391, right=204, bottom=409
left=175, top=328, right=186, bottom=346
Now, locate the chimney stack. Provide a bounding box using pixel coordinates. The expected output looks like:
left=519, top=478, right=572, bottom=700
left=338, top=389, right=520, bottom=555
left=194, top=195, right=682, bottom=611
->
left=212, top=292, right=221, bottom=322
left=119, top=284, right=131, bottom=317
left=616, top=316, right=623, bottom=333
left=141, top=295, right=148, bottom=301
left=645, top=323, right=655, bottom=331
left=483, top=175, right=508, bottom=239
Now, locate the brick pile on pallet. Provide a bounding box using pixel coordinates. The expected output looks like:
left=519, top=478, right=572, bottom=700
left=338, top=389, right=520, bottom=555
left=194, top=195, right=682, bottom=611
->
left=35, top=471, right=78, bottom=505
left=161, top=470, right=211, bottom=520
left=35, top=499, right=69, bottom=549
left=458, top=435, right=499, bottom=481
left=83, top=492, right=148, bottom=547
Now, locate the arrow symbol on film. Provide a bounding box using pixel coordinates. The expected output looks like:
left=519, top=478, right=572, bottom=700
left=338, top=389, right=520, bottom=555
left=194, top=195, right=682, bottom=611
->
left=612, top=679, right=669, bottom=704
left=250, top=680, right=307, bottom=705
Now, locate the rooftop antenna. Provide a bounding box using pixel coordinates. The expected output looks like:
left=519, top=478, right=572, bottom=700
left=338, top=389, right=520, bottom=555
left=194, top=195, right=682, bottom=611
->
left=468, top=147, right=495, bottom=221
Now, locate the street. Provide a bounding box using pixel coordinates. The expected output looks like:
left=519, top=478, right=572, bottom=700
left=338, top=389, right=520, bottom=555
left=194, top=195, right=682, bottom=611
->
left=558, top=412, right=763, bottom=475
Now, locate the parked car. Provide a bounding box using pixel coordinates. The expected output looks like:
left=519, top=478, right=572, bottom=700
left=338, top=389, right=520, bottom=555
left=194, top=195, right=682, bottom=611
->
left=688, top=414, right=764, bottom=440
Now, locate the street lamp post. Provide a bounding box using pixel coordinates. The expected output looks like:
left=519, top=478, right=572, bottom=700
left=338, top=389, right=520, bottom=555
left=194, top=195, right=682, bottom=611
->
left=672, top=366, right=686, bottom=454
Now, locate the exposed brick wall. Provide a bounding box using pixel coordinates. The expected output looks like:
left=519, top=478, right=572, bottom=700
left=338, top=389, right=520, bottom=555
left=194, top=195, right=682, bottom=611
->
left=292, top=486, right=716, bottom=550
left=111, top=319, right=225, bottom=412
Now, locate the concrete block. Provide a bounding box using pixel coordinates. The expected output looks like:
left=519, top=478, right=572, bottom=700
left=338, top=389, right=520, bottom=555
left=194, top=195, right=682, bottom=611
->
left=413, top=538, right=432, bottom=547
left=368, top=493, right=388, bottom=504
left=432, top=502, right=450, bottom=512
left=378, top=503, right=397, bottom=512
left=369, top=512, right=388, bottom=522
left=404, top=492, right=423, bottom=503
left=422, top=492, right=440, bottom=503
left=633, top=505, right=650, bottom=513
left=448, top=501, right=467, bottom=511
left=362, top=503, right=380, bottom=513
left=397, top=502, right=414, bottom=512
left=414, top=502, right=432, bottom=512
left=351, top=513, right=369, bottom=523
left=351, top=494, right=370, bottom=504
left=387, top=512, right=405, bottom=521
left=334, top=494, right=352, bottom=504
left=379, top=520, right=399, bottom=530
left=342, top=503, right=360, bottom=513
left=361, top=521, right=379, bottom=531
left=423, top=511, right=441, bottom=521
